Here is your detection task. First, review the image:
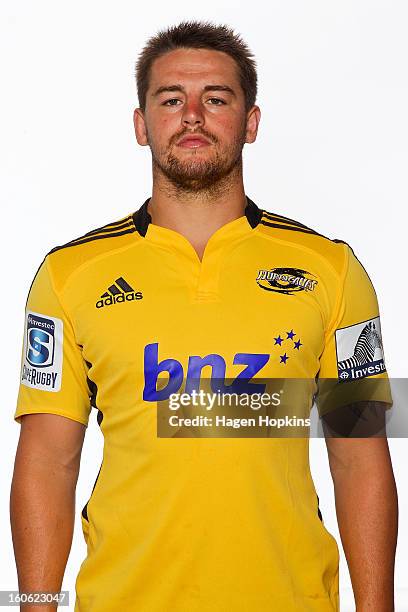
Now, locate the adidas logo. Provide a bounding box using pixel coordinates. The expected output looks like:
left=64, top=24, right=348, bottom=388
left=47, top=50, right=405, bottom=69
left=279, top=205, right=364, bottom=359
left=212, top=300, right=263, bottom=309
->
left=96, top=277, right=143, bottom=309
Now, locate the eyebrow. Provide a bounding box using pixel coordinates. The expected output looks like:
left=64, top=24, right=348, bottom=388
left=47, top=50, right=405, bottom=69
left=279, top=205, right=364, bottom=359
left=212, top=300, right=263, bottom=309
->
left=152, top=84, right=236, bottom=97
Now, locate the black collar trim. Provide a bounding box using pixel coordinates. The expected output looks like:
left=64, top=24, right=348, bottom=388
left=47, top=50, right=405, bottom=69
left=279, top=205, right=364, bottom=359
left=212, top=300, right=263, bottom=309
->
left=132, top=195, right=262, bottom=237
left=132, top=197, right=152, bottom=237
left=244, top=196, right=263, bottom=228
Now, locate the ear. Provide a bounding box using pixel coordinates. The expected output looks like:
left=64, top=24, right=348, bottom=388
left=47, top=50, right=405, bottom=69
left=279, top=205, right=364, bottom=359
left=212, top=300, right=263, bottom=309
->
left=245, top=105, right=261, bottom=144
left=133, top=108, right=149, bottom=146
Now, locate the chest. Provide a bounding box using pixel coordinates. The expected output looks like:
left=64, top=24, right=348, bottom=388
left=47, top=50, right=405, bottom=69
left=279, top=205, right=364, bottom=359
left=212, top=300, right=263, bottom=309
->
left=71, top=245, right=329, bottom=396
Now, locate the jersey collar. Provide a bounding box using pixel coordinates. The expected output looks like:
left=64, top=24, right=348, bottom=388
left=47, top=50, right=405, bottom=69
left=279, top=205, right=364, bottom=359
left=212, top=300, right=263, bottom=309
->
left=132, top=195, right=262, bottom=238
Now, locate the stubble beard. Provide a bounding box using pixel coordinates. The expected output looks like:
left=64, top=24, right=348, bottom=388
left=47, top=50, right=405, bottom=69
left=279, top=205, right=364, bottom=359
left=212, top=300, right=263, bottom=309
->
left=148, top=124, right=247, bottom=196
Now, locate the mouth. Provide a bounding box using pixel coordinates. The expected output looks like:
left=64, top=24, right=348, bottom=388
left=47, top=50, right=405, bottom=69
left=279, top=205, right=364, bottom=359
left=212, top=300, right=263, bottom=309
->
left=176, top=135, right=212, bottom=149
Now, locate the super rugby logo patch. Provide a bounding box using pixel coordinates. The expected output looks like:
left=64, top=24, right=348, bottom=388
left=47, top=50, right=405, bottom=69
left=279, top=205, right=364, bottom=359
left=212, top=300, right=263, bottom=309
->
left=20, top=310, right=63, bottom=391
left=336, top=317, right=386, bottom=381
left=256, top=267, right=318, bottom=294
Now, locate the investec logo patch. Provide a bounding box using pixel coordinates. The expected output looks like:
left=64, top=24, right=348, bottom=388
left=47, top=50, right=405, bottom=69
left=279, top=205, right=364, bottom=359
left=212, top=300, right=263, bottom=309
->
left=336, top=317, right=386, bottom=382
left=21, top=311, right=63, bottom=391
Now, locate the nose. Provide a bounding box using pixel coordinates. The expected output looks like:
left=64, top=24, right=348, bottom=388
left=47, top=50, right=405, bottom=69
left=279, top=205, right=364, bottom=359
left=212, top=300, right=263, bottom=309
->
left=181, top=96, right=204, bottom=128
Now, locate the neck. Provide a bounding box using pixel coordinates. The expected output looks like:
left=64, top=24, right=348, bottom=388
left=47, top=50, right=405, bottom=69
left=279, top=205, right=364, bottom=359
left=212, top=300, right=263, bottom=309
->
left=147, top=160, right=248, bottom=259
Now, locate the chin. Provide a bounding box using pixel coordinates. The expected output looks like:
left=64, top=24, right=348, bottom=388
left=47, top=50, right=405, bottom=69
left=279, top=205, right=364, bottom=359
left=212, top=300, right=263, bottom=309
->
left=174, top=150, right=214, bottom=162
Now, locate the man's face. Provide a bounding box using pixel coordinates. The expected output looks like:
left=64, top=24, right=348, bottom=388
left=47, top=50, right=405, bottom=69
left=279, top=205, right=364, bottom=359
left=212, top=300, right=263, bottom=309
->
left=134, top=48, right=260, bottom=191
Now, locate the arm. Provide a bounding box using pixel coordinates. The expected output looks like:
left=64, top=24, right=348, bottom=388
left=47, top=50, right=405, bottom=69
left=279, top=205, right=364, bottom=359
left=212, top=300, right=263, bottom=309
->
left=10, top=414, right=86, bottom=612
left=324, top=405, right=398, bottom=612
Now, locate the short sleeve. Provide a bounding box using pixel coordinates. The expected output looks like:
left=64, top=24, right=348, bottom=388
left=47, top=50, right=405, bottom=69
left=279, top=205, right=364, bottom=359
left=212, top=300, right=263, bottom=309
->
left=14, top=256, right=92, bottom=426
left=316, top=243, right=393, bottom=416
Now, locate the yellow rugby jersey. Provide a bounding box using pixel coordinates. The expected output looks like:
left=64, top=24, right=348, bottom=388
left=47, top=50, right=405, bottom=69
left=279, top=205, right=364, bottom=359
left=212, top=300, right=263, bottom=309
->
left=15, top=196, right=392, bottom=612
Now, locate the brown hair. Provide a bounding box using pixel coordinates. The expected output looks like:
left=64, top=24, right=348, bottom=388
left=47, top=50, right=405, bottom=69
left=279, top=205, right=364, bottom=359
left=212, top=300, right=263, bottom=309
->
left=135, top=20, right=257, bottom=113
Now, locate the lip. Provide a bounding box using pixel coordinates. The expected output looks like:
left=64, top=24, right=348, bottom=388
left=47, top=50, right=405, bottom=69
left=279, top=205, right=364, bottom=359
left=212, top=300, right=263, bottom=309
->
left=176, top=135, right=212, bottom=148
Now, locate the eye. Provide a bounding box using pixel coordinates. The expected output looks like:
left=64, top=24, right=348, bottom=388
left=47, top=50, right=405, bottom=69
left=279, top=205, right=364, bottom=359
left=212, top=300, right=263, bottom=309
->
left=163, top=98, right=181, bottom=106
left=208, top=98, right=226, bottom=105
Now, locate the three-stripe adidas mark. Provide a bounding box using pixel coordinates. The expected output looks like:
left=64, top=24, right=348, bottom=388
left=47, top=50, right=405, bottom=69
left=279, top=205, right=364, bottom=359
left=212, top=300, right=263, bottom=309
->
left=96, top=276, right=143, bottom=309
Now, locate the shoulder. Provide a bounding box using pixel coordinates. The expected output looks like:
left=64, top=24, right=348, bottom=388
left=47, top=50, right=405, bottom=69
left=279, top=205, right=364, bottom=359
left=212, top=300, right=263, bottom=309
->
left=43, top=211, right=140, bottom=292
left=257, top=207, right=353, bottom=278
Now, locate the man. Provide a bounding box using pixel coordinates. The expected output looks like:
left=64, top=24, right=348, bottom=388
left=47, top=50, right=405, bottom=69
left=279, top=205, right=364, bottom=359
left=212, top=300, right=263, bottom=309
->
left=11, top=20, right=397, bottom=612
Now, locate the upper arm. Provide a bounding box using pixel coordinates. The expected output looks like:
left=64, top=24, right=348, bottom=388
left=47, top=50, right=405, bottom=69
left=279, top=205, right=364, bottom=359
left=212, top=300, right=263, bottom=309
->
left=14, top=255, right=92, bottom=427
left=15, top=413, right=86, bottom=475
left=316, top=243, right=393, bottom=420
left=321, top=399, right=389, bottom=439
left=325, top=430, right=393, bottom=478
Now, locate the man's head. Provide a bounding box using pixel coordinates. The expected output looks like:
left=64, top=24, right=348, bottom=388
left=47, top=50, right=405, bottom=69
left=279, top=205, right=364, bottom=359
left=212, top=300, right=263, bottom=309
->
left=133, top=21, right=260, bottom=194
